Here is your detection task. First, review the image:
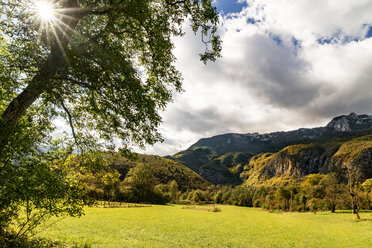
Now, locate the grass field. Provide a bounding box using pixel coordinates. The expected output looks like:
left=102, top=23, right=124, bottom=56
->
left=37, top=205, right=372, bottom=248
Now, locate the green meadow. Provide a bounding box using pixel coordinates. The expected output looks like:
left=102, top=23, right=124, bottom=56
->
left=36, top=205, right=372, bottom=248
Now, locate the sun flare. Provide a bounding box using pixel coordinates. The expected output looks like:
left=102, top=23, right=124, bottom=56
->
left=34, top=1, right=55, bottom=22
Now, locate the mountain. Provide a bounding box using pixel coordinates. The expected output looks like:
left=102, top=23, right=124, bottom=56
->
left=325, top=112, right=372, bottom=132
left=241, top=134, right=372, bottom=186
left=104, top=153, right=209, bottom=190
left=168, top=113, right=372, bottom=185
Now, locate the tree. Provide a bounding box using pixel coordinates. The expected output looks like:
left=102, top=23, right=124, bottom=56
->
left=0, top=150, right=113, bottom=241
left=0, top=0, right=221, bottom=152
left=345, top=164, right=362, bottom=219
left=319, top=173, right=346, bottom=213
left=124, top=163, right=158, bottom=203
left=192, top=189, right=205, bottom=203
left=275, top=186, right=291, bottom=211
left=169, top=180, right=179, bottom=203
left=300, top=174, right=325, bottom=212
left=361, top=178, right=372, bottom=210
left=214, top=192, right=223, bottom=204
left=0, top=0, right=221, bottom=236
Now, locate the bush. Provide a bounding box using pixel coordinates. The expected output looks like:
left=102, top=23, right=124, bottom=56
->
left=253, top=199, right=261, bottom=208
left=0, top=230, right=62, bottom=248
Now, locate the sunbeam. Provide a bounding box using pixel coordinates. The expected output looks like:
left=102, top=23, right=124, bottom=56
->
left=35, top=1, right=55, bottom=21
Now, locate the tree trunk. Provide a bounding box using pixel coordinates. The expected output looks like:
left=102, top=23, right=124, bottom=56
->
left=0, top=48, right=65, bottom=149
left=331, top=204, right=335, bottom=213
left=1, top=59, right=56, bottom=127
left=352, top=201, right=360, bottom=218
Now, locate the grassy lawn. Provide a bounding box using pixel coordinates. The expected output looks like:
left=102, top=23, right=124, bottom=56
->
left=37, top=205, right=372, bottom=248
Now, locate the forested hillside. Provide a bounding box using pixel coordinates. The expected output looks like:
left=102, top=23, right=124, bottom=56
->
left=85, top=153, right=209, bottom=204
left=105, top=154, right=209, bottom=190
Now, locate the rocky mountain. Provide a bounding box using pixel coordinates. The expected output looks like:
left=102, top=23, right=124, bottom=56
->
left=325, top=113, right=372, bottom=132
left=168, top=113, right=372, bottom=185
left=241, top=135, right=372, bottom=186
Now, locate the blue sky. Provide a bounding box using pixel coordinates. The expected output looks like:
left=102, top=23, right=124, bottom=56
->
left=213, top=0, right=248, bottom=14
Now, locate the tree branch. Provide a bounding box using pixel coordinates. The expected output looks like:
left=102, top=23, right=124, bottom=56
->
left=165, top=0, right=192, bottom=13
left=74, top=5, right=127, bottom=17
left=60, top=99, right=79, bottom=149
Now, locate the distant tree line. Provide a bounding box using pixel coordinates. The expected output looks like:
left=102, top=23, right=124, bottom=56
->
left=87, top=162, right=372, bottom=219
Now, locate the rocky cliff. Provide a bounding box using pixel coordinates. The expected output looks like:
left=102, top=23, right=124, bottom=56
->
left=241, top=135, right=372, bottom=185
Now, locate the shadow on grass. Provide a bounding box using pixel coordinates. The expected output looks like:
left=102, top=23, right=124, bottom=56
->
left=355, top=218, right=372, bottom=222
left=165, top=204, right=178, bottom=207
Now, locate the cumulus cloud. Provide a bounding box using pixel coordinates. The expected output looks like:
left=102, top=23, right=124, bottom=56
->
left=142, top=0, right=372, bottom=156
left=247, top=0, right=372, bottom=45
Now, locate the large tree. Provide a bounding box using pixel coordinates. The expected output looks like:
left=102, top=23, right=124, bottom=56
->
left=0, top=0, right=221, bottom=236
left=0, top=0, right=221, bottom=152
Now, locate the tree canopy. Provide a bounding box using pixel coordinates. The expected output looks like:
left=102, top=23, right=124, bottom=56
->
left=0, top=0, right=221, bottom=153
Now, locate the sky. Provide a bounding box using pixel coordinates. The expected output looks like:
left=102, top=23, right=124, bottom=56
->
left=139, top=0, right=372, bottom=156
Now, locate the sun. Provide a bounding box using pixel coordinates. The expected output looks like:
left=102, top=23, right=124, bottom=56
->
left=34, top=1, right=56, bottom=22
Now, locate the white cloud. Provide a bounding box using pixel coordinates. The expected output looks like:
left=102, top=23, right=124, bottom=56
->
left=141, top=0, right=372, bottom=156
left=249, top=0, right=372, bottom=46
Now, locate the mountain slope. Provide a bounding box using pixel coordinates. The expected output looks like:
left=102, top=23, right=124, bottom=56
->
left=169, top=113, right=372, bottom=185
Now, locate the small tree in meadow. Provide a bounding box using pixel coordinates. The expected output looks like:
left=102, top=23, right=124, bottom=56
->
left=125, top=163, right=156, bottom=203
left=345, top=164, right=362, bottom=219
left=169, top=180, right=179, bottom=203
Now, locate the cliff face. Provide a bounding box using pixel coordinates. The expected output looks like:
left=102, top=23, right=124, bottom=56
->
left=169, top=113, right=372, bottom=185
left=329, top=136, right=372, bottom=181
left=242, top=135, right=372, bottom=186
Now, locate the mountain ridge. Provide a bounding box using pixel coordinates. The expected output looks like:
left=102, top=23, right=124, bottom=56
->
left=185, top=112, right=372, bottom=155
left=168, top=113, right=372, bottom=185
